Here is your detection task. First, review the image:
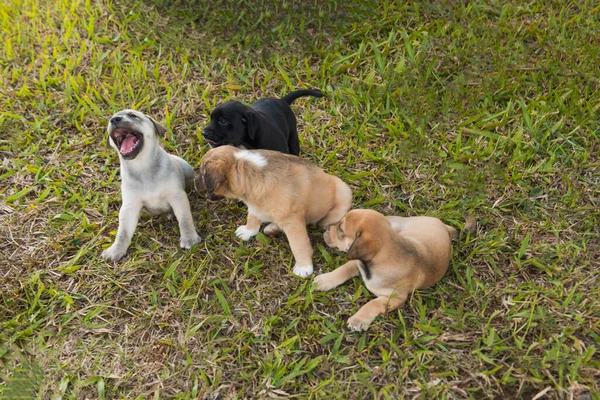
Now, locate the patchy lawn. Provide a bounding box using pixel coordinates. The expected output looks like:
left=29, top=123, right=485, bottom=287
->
left=1, top=0, right=598, bottom=398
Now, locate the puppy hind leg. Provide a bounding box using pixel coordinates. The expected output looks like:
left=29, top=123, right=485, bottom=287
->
left=236, top=213, right=262, bottom=241
left=282, top=219, right=314, bottom=278
left=263, top=222, right=281, bottom=236
left=170, top=194, right=202, bottom=249
left=288, top=127, right=300, bottom=156
left=101, top=203, right=142, bottom=262
left=171, top=155, right=195, bottom=189
left=313, top=260, right=360, bottom=291
left=318, top=179, right=352, bottom=228
left=347, top=290, right=408, bottom=331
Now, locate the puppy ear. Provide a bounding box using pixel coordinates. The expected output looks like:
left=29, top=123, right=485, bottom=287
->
left=148, top=116, right=167, bottom=138
left=242, top=110, right=258, bottom=140
left=203, top=165, right=225, bottom=195
left=106, top=125, right=113, bottom=148
left=347, top=229, right=379, bottom=261
left=194, top=174, right=205, bottom=192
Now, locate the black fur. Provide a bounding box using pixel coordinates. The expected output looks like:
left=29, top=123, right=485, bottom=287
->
left=202, top=89, right=323, bottom=155
left=358, top=260, right=372, bottom=280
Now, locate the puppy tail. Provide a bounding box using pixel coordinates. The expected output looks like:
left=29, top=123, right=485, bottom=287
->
left=281, top=89, right=324, bottom=104
left=463, top=212, right=477, bottom=236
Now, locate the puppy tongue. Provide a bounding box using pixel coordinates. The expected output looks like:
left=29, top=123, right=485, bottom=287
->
left=121, top=135, right=138, bottom=154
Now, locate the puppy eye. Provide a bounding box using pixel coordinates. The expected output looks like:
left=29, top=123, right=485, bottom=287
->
left=218, top=117, right=229, bottom=126
left=128, top=113, right=138, bottom=119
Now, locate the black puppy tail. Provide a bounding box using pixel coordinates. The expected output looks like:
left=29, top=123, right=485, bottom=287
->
left=281, top=89, right=324, bottom=105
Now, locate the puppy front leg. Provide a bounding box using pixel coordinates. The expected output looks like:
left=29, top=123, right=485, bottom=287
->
left=313, top=260, right=360, bottom=291
left=347, top=291, right=408, bottom=331
left=101, top=203, right=142, bottom=262
left=170, top=194, right=201, bottom=249
left=236, top=213, right=261, bottom=241
left=282, top=220, right=314, bottom=278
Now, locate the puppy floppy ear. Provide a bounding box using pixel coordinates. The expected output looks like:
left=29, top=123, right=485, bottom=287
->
left=201, top=163, right=227, bottom=198
left=148, top=115, right=167, bottom=138
left=347, top=229, right=379, bottom=261
left=204, top=169, right=221, bottom=194
left=242, top=110, right=258, bottom=140
left=106, top=124, right=113, bottom=148
left=194, top=174, right=205, bottom=192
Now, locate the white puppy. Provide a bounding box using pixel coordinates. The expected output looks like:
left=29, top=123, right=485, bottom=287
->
left=101, top=109, right=201, bottom=262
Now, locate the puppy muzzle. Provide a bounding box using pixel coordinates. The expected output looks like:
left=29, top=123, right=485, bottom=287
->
left=109, top=127, right=144, bottom=160
left=206, top=193, right=225, bottom=201
left=202, top=129, right=221, bottom=148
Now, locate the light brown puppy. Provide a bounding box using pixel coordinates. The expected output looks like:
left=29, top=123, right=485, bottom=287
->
left=315, top=209, right=456, bottom=331
left=195, top=145, right=352, bottom=278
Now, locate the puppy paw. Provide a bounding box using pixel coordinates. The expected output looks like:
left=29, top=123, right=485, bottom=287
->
left=101, top=245, right=127, bottom=262
left=293, top=264, right=314, bottom=278
left=312, top=273, right=337, bottom=291
left=180, top=233, right=202, bottom=249
left=347, top=314, right=373, bottom=332
left=236, top=225, right=259, bottom=241
left=263, top=223, right=281, bottom=236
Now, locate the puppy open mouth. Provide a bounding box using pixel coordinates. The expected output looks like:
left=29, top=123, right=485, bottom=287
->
left=111, top=128, right=144, bottom=159
left=203, top=137, right=220, bottom=147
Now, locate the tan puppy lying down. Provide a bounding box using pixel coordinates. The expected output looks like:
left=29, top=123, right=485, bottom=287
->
left=195, top=145, right=352, bottom=277
left=315, top=209, right=456, bottom=331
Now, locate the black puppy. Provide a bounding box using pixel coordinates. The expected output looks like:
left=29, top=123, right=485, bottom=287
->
left=202, top=89, right=323, bottom=156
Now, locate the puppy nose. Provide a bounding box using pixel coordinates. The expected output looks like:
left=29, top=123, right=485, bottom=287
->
left=110, top=116, right=122, bottom=124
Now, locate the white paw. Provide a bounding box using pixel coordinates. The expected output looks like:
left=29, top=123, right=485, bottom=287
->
left=236, top=225, right=259, bottom=241
left=180, top=233, right=202, bottom=249
left=263, top=223, right=281, bottom=235
left=293, top=264, right=314, bottom=278
left=101, top=245, right=127, bottom=262
left=347, top=314, right=372, bottom=331
left=313, top=273, right=335, bottom=291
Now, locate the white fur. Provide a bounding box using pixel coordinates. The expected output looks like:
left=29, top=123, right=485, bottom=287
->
left=293, top=264, right=314, bottom=278
left=235, top=150, right=268, bottom=168
left=247, top=204, right=271, bottom=223
left=101, top=110, right=201, bottom=262
left=235, top=225, right=259, bottom=241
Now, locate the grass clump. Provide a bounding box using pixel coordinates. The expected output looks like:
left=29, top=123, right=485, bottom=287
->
left=1, top=0, right=598, bottom=398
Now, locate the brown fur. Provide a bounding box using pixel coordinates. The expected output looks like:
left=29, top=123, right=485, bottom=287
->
left=195, top=145, right=353, bottom=277
left=315, top=209, right=455, bottom=331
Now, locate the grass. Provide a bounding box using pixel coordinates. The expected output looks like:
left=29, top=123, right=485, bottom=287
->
left=1, top=0, right=599, bottom=398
